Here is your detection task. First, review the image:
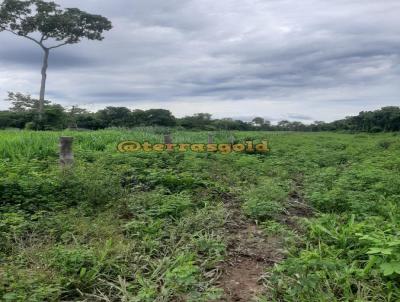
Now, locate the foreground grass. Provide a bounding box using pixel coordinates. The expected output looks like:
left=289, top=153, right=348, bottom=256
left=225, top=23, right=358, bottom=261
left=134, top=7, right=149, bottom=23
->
left=1, top=129, right=400, bottom=301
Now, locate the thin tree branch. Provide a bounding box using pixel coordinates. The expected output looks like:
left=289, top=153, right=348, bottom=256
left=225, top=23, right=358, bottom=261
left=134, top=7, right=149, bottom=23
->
left=24, top=35, right=42, bottom=46
left=48, top=42, right=68, bottom=49
left=40, top=35, right=50, bottom=42
left=3, top=28, right=68, bottom=50
left=4, top=29, right=45, bottom=49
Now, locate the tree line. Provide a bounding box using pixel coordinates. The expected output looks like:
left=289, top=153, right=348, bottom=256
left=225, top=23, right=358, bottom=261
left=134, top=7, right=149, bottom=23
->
left=0, top=92, right=399, bottom=132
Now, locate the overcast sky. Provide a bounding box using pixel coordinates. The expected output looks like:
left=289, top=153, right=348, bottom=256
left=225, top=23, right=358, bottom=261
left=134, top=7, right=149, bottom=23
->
left=0, top=0, right=399, bottom=122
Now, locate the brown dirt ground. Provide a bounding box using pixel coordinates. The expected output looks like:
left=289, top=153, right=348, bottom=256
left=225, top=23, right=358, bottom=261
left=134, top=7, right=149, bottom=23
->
left=216, top=181, right=312, bottom=301
left=216, top=201, right=284, bottom=302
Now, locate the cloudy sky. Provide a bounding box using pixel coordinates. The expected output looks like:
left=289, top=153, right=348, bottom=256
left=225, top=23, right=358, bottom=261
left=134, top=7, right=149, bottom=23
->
left=0, top=0, right=399, bottom=122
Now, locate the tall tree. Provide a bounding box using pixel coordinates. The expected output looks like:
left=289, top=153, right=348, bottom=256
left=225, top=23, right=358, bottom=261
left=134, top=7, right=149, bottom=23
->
left=97, top=106, right=132, bottom=127
left=0, top=0, right=112, bottom=120
left=6, top=91, right=49, bottom=112
left=144, top=109, right=176, bottom=127
left=252, top=117, right=265, bottom=127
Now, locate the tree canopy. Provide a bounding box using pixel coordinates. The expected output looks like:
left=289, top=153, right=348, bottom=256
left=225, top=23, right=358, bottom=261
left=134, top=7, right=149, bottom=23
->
left=0, top=0, right=112, bottom=48
left=1, top=93, right=400, bottom=132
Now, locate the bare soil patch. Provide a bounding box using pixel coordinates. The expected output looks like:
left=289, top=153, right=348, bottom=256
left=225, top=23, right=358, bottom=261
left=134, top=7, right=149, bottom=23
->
left=216, top=177, right=313, bottom=301
left=216, top=200, right=284, bottom=301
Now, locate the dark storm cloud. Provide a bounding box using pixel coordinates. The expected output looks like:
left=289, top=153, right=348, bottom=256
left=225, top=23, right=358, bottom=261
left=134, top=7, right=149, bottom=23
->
left=1, top=0, right=399, bottom=121
left=0, top=46, right=41, bottom=66
left=287, top=114, right=313, bottom=121
left=0, top=36, right=95, bottom=68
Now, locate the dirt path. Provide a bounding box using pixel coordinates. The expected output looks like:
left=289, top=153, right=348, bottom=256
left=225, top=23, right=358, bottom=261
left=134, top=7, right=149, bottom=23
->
left=216, top=200, right=284, bottom=301
left=217, top=177, right=312, bottom=301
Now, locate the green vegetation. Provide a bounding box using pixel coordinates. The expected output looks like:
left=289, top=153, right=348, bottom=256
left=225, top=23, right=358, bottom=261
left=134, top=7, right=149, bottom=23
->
left=1, top=92, right=400, bottom=132
left=1, top=129, right=400, bottom=301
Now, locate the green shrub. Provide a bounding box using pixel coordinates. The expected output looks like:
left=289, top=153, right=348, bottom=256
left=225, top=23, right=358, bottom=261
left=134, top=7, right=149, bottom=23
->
left=242, top=178, right=289, bottom=220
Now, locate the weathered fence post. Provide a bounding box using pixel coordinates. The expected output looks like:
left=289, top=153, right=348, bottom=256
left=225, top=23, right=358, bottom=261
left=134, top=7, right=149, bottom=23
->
left=230, top=135, right=235, bottom=144
left=164, top=134, right=172, bottom=145
left=60, top=137, right=74, bottom=167
left=208, top=134, right=213, bottom=144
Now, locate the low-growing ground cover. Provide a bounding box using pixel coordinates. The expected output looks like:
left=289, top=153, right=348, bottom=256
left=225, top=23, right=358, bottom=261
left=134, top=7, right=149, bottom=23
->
left=0, top=129, right=399, bottom=301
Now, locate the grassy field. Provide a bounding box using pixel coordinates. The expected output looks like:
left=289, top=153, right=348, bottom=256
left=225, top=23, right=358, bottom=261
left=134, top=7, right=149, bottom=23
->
left=1, top=129, right=400, bottom=301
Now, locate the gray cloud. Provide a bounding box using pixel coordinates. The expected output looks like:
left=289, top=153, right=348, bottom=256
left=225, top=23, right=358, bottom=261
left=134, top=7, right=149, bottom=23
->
left=0, top=47, right=95, bottom=69
left=0, top=0, right=399, bottom=122
left=287, top=114, right=313, bottom=121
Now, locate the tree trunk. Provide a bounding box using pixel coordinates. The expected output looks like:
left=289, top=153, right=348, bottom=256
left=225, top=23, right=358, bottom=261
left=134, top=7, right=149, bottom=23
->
left=39, top=48, right=50, bottom=120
